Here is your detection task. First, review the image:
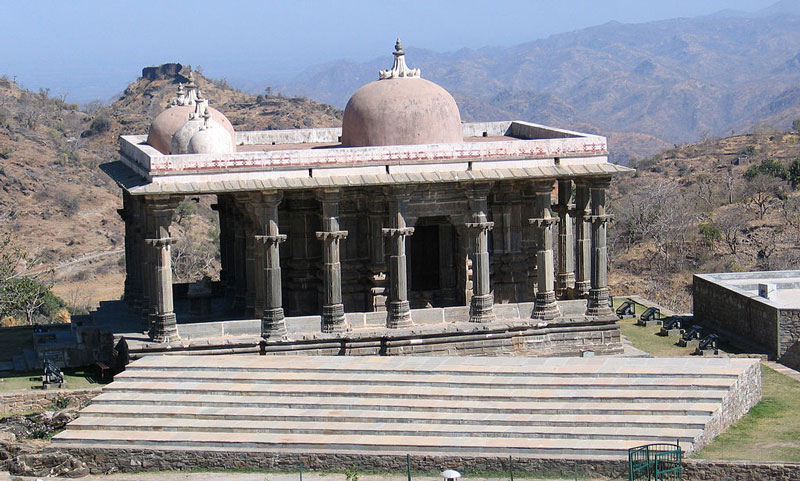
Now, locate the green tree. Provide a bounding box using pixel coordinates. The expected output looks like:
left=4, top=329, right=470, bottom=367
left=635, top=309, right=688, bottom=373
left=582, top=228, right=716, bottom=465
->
left=793, top=119, right=800, bottom=132
left=788, top=158, right=800, bottom=190
left=0, top=233, right=60, bottom=324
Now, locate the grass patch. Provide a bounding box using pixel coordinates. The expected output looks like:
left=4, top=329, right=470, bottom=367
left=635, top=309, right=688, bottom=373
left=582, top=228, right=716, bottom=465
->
left=612, top=298, right=695, bottom=357
left=693, top=364, right=800, bottom=462
left=0, top=367, right=103, bottom=392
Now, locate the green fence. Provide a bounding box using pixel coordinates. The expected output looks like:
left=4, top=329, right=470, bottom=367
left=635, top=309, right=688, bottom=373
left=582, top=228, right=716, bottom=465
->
left=628, top=443, right=682, bottom=481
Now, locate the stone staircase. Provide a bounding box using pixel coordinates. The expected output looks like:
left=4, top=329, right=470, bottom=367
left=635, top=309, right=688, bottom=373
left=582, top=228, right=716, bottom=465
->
left=53, top=355, right=760, bottom=461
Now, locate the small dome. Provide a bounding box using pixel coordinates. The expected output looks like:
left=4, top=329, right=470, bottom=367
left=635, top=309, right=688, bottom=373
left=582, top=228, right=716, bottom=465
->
left=146, top=75, right=235, bottom=154
left=341, top=40, right=462, bottom=147
left=188, top=120, right=234, bottom=154
left=170, top=116, right=204, bottom=155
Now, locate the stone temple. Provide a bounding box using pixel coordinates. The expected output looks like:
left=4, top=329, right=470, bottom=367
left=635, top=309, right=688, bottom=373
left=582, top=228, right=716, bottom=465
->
left=52, top=42, right=763, bottom=472
left=100, top=40, right=632, bottom=355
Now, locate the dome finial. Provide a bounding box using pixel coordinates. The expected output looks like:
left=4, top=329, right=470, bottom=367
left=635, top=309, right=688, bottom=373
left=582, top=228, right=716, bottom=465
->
left=379, top=38, right=420, bottom=80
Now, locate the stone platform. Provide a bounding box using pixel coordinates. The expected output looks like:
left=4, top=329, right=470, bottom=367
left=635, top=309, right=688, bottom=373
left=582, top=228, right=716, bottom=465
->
left=53, top=355, right=761, bottom=470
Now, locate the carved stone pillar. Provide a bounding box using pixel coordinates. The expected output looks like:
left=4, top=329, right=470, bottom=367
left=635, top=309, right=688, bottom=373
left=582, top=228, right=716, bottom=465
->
left=574, top=181, right=592, bottom=298
left=144, top=196, right=182, bottom=342
left=555, top=179, right=576, bottom=298
left=316, top=189, right=348, bottom=333
left=253, top=191, right=287, bottom=339
left=586, top=177, right=614, bottom=317
left=231, top=207, right=247, bottom=314
left=521, top=186, right=539, bottom=301
left=383, top=189, right=414, bottom=329
left=119, top=191, right=142, bottom=309
left=368, top=193, right=388, bottom=312
left=529, top=181, right=561, bottom=321
left=466, top=184, right=495, bottom=323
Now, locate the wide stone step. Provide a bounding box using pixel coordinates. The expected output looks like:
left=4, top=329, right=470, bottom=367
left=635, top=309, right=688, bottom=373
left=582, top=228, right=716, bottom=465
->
left=52, top=429, right=680, bottom=458
left=102, top=381, right=727, bottom=403
left=113, top=369, right=737, bottom=390
left=124, top=356, right=746, bottom=379
left=66, top=416, right=701, bottom=443
left=78, top=404, right=712, bottom=429
left=88, top=392, right=720, bottom=416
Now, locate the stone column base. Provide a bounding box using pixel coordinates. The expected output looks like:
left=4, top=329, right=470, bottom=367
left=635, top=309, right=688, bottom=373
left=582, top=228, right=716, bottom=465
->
left=586, top=288, right=614, bottom=317
left=261, top=308, right=287, bottom=340
left=575, top=280, right=591, bottom=298
left=469, top=293, right=496, bottom=323
left=321, top=304, right=346, bottom=333
left=386, top=300, right=413, bottom=329
left=556, top=273, right=576, bottom=299
left=148, top=313, right=179, bottom=343
left=531, top=290, right=561, bottom=321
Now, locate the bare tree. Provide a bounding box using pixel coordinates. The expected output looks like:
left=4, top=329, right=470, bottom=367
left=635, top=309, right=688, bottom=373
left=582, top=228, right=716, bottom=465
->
left=746, top=174, right=783, bottom=219
left=692, top=174, right=717, bottom=209
left=714, top=210, right=746, bottom=256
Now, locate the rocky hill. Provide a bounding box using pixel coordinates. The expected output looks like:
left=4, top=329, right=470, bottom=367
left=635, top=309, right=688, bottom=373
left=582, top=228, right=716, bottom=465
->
left=275, top=5, right=800, bottom=163
left=0, top=66, right=342, bottom=315
left=608, top=127, right=800, bottom=311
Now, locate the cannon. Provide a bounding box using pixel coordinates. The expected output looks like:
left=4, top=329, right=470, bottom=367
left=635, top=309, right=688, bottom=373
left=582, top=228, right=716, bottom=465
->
left=695, top=333, right=720, bottom=356
left=659, top=315, right=691, bottom=337
left=42, top=359, right=64, bottom=389
left=637, top=307, right=664, bottom=326
left=616, top=300, right=636, bottom=319
left=678, top=325, right=703, bottom=348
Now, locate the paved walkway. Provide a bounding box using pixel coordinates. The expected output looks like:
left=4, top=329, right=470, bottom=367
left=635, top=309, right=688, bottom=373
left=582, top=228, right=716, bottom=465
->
left=764, top=361, right=800, bottom=382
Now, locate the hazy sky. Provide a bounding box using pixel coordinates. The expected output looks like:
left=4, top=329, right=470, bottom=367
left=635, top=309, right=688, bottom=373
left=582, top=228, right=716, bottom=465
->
left=0, top=0, right=781, bottom=103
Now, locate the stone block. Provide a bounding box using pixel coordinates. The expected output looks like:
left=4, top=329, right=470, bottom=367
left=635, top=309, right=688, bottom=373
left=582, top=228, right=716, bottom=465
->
left=179, top=322, right=224, bottom=339
left=443, top=306, right=470, bottom=323
left=493, top=304, right=520, bottom=320
left=222, top=320, right=260, bottom=337
left=285, top=316, right=320, bottom=334
left=411, top=308, right=445, bottom=324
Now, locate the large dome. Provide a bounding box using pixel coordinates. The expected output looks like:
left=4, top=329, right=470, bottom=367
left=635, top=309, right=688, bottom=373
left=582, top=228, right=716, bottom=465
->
left=146, top=75, right=235, bottom=154
left=341, top=40, right=462, bottom=147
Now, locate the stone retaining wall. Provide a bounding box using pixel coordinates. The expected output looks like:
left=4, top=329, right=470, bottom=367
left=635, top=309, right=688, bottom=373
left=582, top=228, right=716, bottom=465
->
left=693, top=359, right=762, bottom=450
left=684, top=459, right=800, bottom=481
left=58, top=447, right=800, bottom=481
left=0, top=388, right=101, bottom=416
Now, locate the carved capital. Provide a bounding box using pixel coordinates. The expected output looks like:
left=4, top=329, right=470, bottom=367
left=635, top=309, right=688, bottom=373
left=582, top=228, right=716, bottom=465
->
left=529, top=217, right=560, bottom=227
left=465, top=221, right=495, bottom=232
left=316, top=230, right=348, bottom=240
left=145, top=237, right=174, bottom=248
left=382, top=227, right=414, bottom=238
left=255, top=234, right=287, bottom=246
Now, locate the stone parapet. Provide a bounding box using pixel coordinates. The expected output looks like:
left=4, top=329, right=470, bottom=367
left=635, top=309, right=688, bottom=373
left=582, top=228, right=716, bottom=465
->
left=0, top=388, right=101, bottom=416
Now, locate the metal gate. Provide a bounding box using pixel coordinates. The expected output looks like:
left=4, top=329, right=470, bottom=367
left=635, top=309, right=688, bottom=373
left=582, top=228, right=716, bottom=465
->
left=628, top=443, right=682, bottom=481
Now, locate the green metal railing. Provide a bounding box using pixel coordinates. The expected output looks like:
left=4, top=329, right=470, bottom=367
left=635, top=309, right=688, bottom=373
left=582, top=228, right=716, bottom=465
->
left=628, top=443, right=683, bottom=481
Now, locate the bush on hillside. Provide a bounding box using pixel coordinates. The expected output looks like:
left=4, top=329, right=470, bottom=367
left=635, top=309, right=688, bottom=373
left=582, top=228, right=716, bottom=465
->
left=744, top=158, right=788, bottom=181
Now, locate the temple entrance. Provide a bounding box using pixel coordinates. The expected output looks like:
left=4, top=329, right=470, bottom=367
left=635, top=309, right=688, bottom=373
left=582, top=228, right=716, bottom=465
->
left=409, top=216, right=460, bottom=308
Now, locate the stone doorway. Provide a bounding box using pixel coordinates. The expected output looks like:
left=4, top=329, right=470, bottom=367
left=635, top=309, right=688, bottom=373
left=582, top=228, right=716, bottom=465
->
left=408, top=216, right=461, bottom=308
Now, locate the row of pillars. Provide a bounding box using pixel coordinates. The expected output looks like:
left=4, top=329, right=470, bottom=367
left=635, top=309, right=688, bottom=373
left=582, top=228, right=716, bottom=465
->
left=530, top=177, right=614, bottom=321
left=120, top=176, right=613, bottom=343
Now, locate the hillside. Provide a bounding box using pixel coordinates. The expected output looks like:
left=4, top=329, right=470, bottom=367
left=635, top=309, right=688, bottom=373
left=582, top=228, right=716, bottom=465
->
left=608, top=127, right=800, bottom=311
left=0, top=66, right=342, bottom=316
left=275, top=6, right=800, bottom=162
